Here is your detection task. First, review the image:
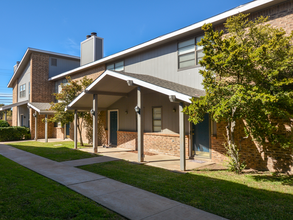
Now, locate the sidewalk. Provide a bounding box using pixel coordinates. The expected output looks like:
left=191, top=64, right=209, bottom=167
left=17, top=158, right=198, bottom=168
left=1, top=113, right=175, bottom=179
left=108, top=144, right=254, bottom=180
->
left=0, top=144, right=226, bottom=220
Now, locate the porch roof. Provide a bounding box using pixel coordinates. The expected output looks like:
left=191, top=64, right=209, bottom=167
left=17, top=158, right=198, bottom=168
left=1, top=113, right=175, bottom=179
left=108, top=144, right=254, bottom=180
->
left=28, top=102, right=56, bottom=115
left=0, top=100, right=29, bottom=111
left=67, top=70, right=205, bottom=110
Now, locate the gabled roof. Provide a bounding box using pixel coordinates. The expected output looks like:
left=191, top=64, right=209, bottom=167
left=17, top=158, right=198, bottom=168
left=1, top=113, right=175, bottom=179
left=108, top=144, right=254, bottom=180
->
left=67, top=70, right=205, bottom=111
left=7, top=48, right=80, bottom=88
left=115, top=72, right=205, bottom=98
left=28, top=102, right=56, bottom=115
left=49, top=0, right=284, bottom=82
left=0, top=100, right=29, bottom=111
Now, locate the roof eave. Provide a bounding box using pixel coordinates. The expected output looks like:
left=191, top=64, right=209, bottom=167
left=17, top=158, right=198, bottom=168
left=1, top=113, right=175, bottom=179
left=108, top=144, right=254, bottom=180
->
left=49, top=0, right=279, bottom=81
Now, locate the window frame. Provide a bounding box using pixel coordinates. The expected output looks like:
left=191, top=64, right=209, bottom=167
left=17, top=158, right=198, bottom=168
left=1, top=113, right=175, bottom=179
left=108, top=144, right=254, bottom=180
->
left=51, top=58, right=57, bottom=66
left=106, top=60, right=124, bottom=71
left=177, top=35, right=204, bottom=70
left=152, top=106, right=162, bottom=132
left=19, top=83, right=26, bottom=98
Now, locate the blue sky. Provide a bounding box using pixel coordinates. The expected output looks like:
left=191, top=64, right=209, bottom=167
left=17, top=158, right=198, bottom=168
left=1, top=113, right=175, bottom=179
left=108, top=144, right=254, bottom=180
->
left=0, top=0, right=252, bottom=105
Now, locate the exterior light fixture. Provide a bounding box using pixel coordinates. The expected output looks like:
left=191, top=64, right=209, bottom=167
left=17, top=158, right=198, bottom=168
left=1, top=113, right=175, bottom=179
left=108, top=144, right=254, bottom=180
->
left=33, top=113, right=37, bottom=117
left=134, top=106, right=140, bottom=113
left=90, top=109, right=95, bottom=115
left=173, top=108, right=176, bottom=113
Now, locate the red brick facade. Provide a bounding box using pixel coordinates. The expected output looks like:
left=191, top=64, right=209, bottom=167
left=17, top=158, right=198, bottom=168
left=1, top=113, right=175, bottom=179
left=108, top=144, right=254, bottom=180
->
left=117, top=130, right=190, bottom=157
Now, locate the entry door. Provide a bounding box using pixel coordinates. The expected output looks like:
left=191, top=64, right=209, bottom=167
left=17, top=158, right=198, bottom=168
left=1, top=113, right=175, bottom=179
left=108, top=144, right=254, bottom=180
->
left=109, top=111, right=118, bottom=145
left=193, top=113, right=210, bottom=157
left=66, top=123, right=70, bottom=138
left=20, top=115, right=24, bottom=127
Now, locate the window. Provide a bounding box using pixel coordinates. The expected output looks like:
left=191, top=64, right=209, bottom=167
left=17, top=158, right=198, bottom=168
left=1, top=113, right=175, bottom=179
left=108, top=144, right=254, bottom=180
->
left=51, top=58, right=57, bottom=66
left=19, top=84, right=26, bottom=98
left=152, top=107, right=162, bottom=132
left=178, top=36, right=204, bottom=69
left=107, top=61, right=124, bottom=71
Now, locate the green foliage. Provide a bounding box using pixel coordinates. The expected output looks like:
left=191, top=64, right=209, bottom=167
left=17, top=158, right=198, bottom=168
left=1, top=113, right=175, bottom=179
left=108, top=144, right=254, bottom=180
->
left=48, top=76, right=93, bottom=146
left=0, top=120, right=10, bottom=127
left=184, top=13, right=293, bottom=149
left=224, top=142, right=246, bottom=174
left=0, top=127, right=31, bottom=141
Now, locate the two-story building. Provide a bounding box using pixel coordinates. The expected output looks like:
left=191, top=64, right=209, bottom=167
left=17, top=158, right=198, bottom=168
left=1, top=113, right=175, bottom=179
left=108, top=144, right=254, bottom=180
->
left=65, top=0, right=293, bottom=172
left=2, top=0, right=293, bottom=173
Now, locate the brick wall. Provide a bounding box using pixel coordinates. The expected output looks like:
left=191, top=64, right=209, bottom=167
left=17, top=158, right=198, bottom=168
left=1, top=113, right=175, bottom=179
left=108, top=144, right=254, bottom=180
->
left=117, top=130, right=189, bottom=157
left=30, top=111, right=55, bottom=139
left=212, top=120, right=293, bottom=173
left=30, top=52, right=54, bottom=103
left=70, top=65, right=105, bottom=82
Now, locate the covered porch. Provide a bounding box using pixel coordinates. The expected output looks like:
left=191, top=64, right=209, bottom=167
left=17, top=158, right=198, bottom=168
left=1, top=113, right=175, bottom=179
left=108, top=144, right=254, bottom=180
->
left=67, top=70, right=206, bottom=171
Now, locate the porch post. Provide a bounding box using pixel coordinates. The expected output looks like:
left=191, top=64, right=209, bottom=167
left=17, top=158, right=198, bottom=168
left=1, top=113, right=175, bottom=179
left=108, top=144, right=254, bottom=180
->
left=35, top=111, right=38, bottom=141
left=45, top=114, right=48, bottom=143
left=74, top=110, right=77, bottom=149
left=4, top=111, right=7, bottom=121
left=93, top=94, right=98, bottom=153
left=179, top=102, right=186, bottom=171
left=137, top=86, right=144, bottom=162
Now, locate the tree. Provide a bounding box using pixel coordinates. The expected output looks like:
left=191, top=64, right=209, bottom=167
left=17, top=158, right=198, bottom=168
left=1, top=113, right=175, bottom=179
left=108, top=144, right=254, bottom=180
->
left=184, top=14, right=293, bottom=170
left=49, top=76, right=93, bottom=147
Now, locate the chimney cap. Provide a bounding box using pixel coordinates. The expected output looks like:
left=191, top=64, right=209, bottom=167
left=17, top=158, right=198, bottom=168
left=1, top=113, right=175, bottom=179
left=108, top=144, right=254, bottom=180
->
left=91, top=32, right=97, bottom=36
left=86, top=35, right=91, bottom=39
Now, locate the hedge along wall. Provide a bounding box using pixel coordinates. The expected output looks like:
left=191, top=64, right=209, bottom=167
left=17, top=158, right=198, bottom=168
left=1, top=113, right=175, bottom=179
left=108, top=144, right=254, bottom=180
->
left=0, top=127, right=31, bottom=141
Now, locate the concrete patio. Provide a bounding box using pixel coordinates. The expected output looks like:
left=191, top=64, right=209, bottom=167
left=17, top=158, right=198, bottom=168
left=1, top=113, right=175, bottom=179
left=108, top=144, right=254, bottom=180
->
left=79, top=146, right=215, bottom=172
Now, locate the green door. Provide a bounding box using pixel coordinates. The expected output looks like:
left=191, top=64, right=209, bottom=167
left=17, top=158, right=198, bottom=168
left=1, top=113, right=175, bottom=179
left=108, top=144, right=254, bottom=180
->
left=193, top=113, right=210, bottom=157
left=110, top=111, right=117, bottom=145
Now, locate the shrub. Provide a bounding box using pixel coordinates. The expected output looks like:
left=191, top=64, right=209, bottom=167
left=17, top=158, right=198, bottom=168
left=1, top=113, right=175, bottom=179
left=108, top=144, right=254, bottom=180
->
left=0, top=127, right=31, bottom=141
left=0, top=120, right=10, bottom=127
left=224, top=142, right=246, bottom=174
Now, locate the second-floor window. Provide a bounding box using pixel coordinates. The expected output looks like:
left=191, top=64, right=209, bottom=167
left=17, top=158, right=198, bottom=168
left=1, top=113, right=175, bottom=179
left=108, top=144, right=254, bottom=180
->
left=178, top=36, right=204, bottom=69
left=20, top=84, right=26, bottom=98
left=107, top=61, right=124, bottom=71
left=51, top=58, right=57, bottom=66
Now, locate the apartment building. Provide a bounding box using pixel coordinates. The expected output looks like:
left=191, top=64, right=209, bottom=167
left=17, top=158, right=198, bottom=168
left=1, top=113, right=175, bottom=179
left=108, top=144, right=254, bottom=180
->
left=1, top=0, right=293, bottom=172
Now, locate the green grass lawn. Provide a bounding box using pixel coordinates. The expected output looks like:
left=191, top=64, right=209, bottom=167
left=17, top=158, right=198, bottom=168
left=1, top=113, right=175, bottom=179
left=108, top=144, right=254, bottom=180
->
left=80, top=160, right=293, bottom=220
left=7, top=141, right=97, bottom=162
left=0, top=155, right=124, bottom=220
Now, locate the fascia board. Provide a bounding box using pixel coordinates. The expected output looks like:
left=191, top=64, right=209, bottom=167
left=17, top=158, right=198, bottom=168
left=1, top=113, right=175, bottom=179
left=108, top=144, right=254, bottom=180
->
left=27, top=103, right=41, bottom=113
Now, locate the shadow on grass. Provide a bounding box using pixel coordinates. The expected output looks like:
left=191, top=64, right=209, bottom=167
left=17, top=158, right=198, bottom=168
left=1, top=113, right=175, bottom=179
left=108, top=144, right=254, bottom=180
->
left=251, top=174, right=293, bottom=186
left=79, top=160, right=293, bottom=220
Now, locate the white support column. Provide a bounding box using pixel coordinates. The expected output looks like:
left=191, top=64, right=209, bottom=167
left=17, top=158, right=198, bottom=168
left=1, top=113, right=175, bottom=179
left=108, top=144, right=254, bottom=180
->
left=4, top=111, right=7, bottom=121
left=34, top=111, right=38, bottom=141
left=137, top=86, right=144, bottom=162
left=93, top=94, right=98, bottom=153
left=179, top=102, right=186, bottom=171
left=74, top=110, right=78, bottom=149
left=45, top=114, right=48, bottom=143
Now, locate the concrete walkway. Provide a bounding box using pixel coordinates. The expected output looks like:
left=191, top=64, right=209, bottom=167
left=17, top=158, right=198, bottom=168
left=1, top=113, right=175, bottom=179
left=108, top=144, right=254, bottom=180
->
left=0, top=144, right=226, bottom=220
